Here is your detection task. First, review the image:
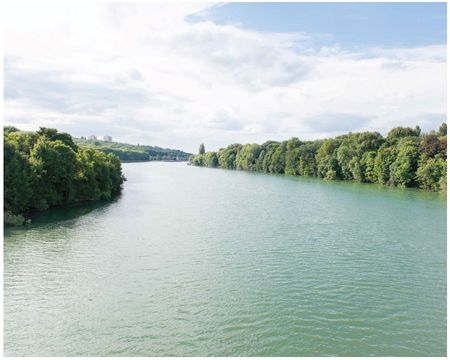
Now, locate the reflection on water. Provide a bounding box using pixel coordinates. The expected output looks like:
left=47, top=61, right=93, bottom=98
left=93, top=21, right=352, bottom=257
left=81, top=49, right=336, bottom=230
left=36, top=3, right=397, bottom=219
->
left=28, top=197, right=121, bottom=225
left=6, top=197, right=121, bottom=233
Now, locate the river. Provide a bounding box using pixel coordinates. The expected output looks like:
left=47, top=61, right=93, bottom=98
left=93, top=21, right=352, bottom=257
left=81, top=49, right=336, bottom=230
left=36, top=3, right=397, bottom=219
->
left=4, top=162, right=447, bottom=356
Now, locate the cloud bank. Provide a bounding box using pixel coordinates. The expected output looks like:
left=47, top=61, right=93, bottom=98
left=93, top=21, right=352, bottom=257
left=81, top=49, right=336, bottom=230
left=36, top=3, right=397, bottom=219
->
left=4, top=3, right=446, bottom=152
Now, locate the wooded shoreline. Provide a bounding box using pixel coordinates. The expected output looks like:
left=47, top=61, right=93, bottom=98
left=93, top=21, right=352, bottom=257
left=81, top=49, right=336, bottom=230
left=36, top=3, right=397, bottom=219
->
left=190, top=124, right=447, bottom=192
left=4, top=126, right=125, bottom=226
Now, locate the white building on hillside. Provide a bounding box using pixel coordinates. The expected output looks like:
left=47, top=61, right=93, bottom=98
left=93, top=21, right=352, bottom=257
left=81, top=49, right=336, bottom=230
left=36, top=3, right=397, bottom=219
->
left=103, top=135, right=112, bottom=142
left=88, top=135, right=97, bottom=140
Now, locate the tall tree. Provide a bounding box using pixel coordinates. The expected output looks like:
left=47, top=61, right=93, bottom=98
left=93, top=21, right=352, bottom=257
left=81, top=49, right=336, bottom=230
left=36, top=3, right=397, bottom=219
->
left=199, top=143, right=205, bottom=155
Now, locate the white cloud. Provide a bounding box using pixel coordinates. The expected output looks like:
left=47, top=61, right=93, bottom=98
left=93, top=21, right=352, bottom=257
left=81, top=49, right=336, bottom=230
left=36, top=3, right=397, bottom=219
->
left=4, top=2, right=446, bottom=153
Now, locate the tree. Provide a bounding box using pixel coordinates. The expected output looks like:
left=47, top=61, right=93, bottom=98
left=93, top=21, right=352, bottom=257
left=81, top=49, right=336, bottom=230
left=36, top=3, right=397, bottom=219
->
left=439, top=136, right=447, bottom=159
left=218, top=144, right=241, bottom=169
left=29, top=139, right=78, bottom=207
left=386, top=126, right=421, bottom=145
left=360, top=151, right=377, bottom=183
left=6, top=131, right=40, bottom=155
left=236, top=144, right=261, bottom=171
left=416, top=155, right=446, bottom=191
left=373, top=145, right=398, bottom=184
left=4, top=139, right=33, bottom=214
left=316, top=139, right=341, bottom=179
left=190, top=154, right=203, bottom=166
left=75, top=148, right=101, bottom=201
left=420, top=134, right=441, bottom=158
left=336, top=144, right=354, bottom=180
left=203, top=152, right=219, bottom=167
left=334, top=132, right=384, bottom=181
left=284, top=138, right=302, bottom=175
left=269, top=142, right=287, bottom=174
left=258, top=141, right=279, bottom=173
left=199, top=143, right=205, bottom=155
left=4, top=126, right=19, bottom=134
left=37, top=127, right=78, bottom=151
left=285, top=148, right=300, bottom=175
left=318, top=155, right=340, bottom=180
left=297, top=142, right=320, bottom=177
left=438, top=123, right=447, bottom=137
left=389, top=139, right=420, bottom=187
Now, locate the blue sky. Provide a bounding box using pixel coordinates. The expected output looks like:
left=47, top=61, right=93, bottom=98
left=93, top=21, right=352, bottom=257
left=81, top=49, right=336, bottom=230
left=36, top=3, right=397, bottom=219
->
left=4, top=2, right=447, bottom=152
left=190, top=2, right=446, bottom=48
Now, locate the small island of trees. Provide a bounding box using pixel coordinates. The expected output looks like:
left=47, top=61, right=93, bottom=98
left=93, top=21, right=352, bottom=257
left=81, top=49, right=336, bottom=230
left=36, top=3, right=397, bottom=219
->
left=190, top=124, right=447, bottom=192
left=4, top=126, right=126, bottom=226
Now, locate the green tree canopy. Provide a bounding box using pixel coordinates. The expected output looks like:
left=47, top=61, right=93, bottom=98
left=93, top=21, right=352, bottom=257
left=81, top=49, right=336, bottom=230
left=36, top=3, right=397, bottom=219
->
left=189, top=123, right=446, bottom=193
left=4, top=126, right=126, bottom=226
left=386, top=126, right=421, bottom=145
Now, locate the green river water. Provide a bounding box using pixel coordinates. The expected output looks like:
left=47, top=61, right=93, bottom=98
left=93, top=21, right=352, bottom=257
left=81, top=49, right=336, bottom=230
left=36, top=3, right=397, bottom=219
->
left=4, top=162, right=447, bottom=356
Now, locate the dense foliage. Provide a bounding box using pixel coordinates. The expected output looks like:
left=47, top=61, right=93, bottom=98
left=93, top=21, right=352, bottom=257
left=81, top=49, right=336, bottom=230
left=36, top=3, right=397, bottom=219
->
left=4, top=127, right=126, bottom=225
left=190, top=124, right=447, bottom=192
left=75, top=138, right=191, bottom=162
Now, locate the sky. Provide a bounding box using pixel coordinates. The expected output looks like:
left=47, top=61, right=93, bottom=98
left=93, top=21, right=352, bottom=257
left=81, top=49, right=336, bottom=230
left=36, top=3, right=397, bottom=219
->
left=4, top=2, right=447, bottom=153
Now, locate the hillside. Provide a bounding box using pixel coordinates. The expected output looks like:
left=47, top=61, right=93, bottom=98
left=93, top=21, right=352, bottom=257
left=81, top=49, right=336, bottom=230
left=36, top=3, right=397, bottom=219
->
left=75, top=138, right=192, bottom=162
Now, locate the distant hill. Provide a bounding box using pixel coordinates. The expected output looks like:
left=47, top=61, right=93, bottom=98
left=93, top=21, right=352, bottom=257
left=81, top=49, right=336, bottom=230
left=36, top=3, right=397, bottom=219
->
left=75, top=138, right=192, bottom=162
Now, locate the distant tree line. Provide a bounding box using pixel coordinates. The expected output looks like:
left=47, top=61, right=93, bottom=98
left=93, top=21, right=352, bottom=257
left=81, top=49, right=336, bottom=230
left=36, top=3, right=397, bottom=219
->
left=190, top=124, right=447, bottom=192
left=75, top=138, right=192, bottom=162
left=4, top=126, right=126, bottom=226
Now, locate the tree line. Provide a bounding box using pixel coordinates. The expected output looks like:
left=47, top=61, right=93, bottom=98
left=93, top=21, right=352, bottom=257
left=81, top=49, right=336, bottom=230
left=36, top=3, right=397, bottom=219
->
left=190, top=123, right=447, bottom=192
left=75, top=138, right=192, bottom=162
left=4, top=126, right=126, bottom=226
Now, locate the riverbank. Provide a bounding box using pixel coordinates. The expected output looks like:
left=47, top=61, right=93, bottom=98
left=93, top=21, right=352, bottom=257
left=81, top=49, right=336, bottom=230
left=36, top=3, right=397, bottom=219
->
left=190, top=124, right=447, bottom=192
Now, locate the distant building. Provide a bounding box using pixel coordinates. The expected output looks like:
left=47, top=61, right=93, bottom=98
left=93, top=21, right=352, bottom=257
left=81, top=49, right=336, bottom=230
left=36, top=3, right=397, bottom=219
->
left=88, top=135, right=97, bottom=140
left=103, top=135, right=112, bottom=142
